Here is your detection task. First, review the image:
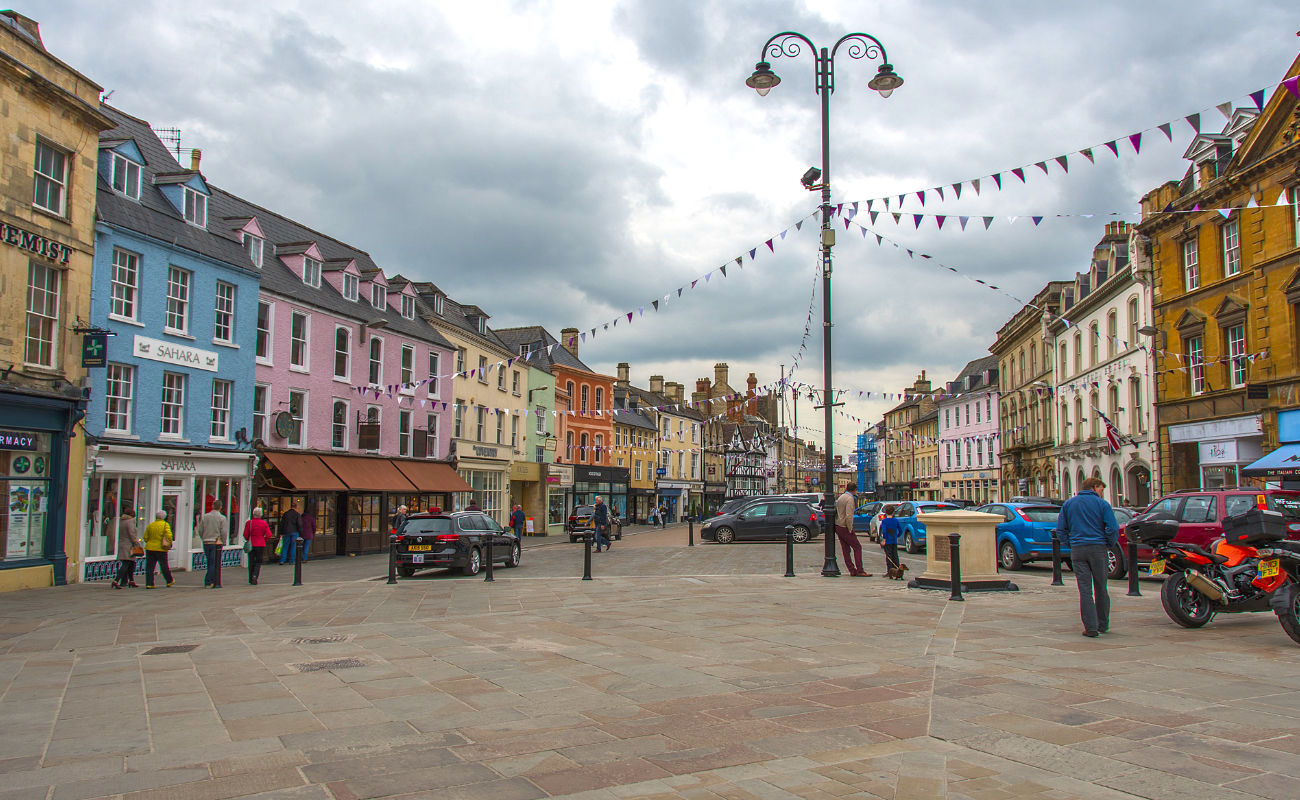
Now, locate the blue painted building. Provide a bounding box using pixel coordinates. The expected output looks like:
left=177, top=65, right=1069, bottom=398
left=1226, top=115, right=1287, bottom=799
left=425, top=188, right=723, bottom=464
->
left=79, top=106, right=258, bottom=581
left=856, top=427, right=879, bottom=496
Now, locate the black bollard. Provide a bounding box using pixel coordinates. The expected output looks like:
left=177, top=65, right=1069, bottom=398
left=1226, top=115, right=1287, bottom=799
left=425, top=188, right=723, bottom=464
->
left=292, top=540, right=303, bottom=586
left=688, top=517, right=695, bottom=547
left=1126, top=541, right=1141, bottom=597
left=386, top=539, right=397, bottom=584
left=484, top=537, right=494, bottom=582
left=784, top=525, right=795, bottom=577
left=582, top=533, right=592, bottom=581
left=948, top=532, right=964, bottom=602
left=1050, top=533, right=1064, bottom=586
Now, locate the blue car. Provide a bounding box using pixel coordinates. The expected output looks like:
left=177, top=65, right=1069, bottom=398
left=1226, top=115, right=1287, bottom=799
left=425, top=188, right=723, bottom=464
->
left=893, top=501, right=962, bottom=553
left=975, top=502, right=1062, bottom=570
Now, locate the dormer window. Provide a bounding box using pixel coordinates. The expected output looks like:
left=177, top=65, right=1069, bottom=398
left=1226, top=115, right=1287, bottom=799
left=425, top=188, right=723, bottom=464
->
left=242, top=233, right=263, bottom=268
left=182, top=187, right=207, bottom=227
left=401, top=295, right=415, bottom=319
left=342, top=273, right=358, bottom=301
left=371, top=283, right=386, bottom=310
left=518, top=344, right=532, bottom=357
left=477, top=317, right=487, bottom=334
left=111, top=153, right=141, bottom=200
left=303, top=257, right=321, bottom=288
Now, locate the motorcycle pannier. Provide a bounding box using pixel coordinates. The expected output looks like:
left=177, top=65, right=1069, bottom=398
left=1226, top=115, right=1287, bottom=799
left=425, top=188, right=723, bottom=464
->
left=1222, top=508, right=1285, bottom=546
left=1125, top=515, right=1180, bottom=545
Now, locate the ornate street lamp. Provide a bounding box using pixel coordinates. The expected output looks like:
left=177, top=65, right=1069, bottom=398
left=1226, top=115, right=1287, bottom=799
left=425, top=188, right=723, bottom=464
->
left=747, top=31, right=901, bottom=577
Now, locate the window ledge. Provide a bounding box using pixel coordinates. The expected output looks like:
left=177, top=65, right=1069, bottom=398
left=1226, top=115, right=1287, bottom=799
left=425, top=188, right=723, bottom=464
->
left=158, top=436, right=189, bottom=444
left=213, top=340, right=238, bottom=350
left=333, top=376, right=352, bottom=384
left=163, top=329, right=194, bottom=341
left=100, top=431, right=139, bottom=441
left=255, top=357, right=273, bottom=367
left=107, top=315, right=144, bottom=327
left=289, top=366, right=310, bottom=374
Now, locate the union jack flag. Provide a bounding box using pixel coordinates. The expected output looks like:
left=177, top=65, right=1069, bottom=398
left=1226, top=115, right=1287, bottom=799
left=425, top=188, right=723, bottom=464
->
left=1093, top=407, right=1126, bottom=455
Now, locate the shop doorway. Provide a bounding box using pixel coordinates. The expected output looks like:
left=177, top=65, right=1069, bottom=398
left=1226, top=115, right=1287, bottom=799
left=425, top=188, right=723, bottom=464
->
left=161, top=480, right=188, bottom=571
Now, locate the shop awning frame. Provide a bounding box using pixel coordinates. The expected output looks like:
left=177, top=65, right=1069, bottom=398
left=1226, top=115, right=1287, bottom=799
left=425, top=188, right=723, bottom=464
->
left=319, top=455, right=418, bottom=492
left=393, top=460, right=473, bottom=493
left=262, top=451, right=347, bottom=491
left=1242, top=444, right=1300, bottom=478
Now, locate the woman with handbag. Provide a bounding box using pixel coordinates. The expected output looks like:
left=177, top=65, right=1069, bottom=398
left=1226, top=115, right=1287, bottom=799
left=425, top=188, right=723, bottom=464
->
left=242, top=507, right=271, bottom=585
left=142, top=510, right=175, bottom=588
left=112, top=503, right=142, bottom=589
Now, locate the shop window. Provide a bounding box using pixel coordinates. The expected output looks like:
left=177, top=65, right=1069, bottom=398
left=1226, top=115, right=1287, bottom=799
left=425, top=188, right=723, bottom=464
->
left=1, top=431, right=54, bottom=562
left=193, top=477, right=241, bottom=550
left=85, top=472, right=151, bottom=560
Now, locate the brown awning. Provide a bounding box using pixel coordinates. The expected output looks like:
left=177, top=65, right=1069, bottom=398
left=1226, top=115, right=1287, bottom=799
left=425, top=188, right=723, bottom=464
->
left=263, top=452, right=346, bottom=491
left=319, top=455, right=418, bottom=492
left=393, top=460, right=473, bottom=493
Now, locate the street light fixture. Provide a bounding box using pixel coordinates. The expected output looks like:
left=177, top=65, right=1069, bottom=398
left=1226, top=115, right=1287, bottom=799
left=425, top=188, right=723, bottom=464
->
left=747, top=30, right=901, bottom=577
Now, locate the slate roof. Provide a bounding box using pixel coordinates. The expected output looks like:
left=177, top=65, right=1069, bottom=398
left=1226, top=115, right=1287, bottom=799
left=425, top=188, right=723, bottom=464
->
left=945, top=354, right=999, bottom=394
left=95, top=105, right=252, bottom=276
left=493, top=326, right=595, bottom=374
left=406, top=281, right=515, bottom=355
left=612, top=386, right=656, bottom=431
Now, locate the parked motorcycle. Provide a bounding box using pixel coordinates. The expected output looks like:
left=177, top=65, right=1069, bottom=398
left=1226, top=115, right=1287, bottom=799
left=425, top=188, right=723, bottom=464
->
left=1127, top=509, right=1297, bottom=642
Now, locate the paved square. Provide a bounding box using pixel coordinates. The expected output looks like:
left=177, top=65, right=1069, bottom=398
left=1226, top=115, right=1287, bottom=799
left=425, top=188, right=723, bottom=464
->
left=2, top=526, right=1298, bottom=799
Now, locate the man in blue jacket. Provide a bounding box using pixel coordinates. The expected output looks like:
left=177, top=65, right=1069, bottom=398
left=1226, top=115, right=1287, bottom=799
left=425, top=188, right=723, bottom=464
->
left=1055, top=476, right=1119, bottom=637
left=592, top=496, right=611, bottom=552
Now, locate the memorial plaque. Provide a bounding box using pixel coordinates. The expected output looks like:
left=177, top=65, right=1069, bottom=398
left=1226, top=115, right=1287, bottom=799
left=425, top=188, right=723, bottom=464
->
left=933, top=534, right=951, bottom=563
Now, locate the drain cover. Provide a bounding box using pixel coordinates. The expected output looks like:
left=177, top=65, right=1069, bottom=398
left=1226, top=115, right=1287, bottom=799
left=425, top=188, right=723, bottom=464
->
left=289, top=634, right=350, bottom=645
left=143, top=644, right=198, bottom=656
left=291, top=657, right=365, bottom=673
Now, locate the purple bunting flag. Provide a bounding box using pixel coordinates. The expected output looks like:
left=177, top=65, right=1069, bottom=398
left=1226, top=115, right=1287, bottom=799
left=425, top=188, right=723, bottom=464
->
left=1250, top=89, right=1265, bottom=111
left=627, top=311, right=634, bottom=322
left=916, top=190, right=926, bottom=207
left=765, top=238, right=774, bottom=252
left=1011, top=167, right=1025, bottom=183
left=748, top=248, right=757, bottom=260
left=1284, top=77, right=1300, bottom=99
left=1032, top=216, right=1043, bottom=226
left=992, top=173, right=1003, bottom=189
left=913, top=214, right=923, bottom=229
left=1103, top=140, right=1118, bottom=157
left=959, top=216, right=970, bottom=230
left=952, top=182, right=962, bottom=199
left=935, top=215, right=946, bottom=230
left=1129, top=132, right=1142, bottom=154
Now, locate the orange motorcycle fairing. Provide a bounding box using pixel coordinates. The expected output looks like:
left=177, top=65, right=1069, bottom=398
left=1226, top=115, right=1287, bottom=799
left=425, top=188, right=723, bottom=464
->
left=1215, top=540, right=1258, bottom=568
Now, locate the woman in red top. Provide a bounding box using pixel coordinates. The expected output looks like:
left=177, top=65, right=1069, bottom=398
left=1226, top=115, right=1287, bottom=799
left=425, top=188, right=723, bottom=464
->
left=243, top=507, right=272, bottom=585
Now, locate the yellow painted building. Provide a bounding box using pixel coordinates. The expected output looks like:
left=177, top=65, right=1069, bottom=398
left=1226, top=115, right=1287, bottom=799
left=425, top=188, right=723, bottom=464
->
left=912, top=409, right=940, bottom=501
left=1, top=12, right=113, bottom=590
left=1137, top=52, right=1300, bottom=492
left=880, top=373, right=936, bottom=500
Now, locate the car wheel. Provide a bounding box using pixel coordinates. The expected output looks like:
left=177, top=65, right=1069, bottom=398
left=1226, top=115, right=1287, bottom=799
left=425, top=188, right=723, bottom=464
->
left=504, top=542, right=521, bottom=568
left=461, top=548, right=481, bottom=576
left=791, top=525, right=810, bottom=543
left=714, top=527, right=735, bottom=544
left=1107, top=545, right=1127, bottom=580
left=998, top=540, right=1023, bottom=571
left=398, top=565, right=416, bottom=578
left=903, top=531, right=919, bottom=554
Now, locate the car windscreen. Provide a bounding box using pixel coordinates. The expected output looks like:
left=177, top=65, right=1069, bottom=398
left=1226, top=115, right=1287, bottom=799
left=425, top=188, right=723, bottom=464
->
left=574, top=507, right=594, bottom=516
left=1021, top=507, right=1061, bottom=523
left=1113, top=508, right=1136, bottom=525
left=402, top=518, right=454, bottom=535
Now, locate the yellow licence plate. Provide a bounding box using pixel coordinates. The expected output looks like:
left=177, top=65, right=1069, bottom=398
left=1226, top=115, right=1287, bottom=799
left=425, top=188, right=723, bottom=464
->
left=1259, top=559, right=1280, bottom=578
left=407, top=545, right=432, bottom=552
left=1150, top=558, right=1166, bottom=575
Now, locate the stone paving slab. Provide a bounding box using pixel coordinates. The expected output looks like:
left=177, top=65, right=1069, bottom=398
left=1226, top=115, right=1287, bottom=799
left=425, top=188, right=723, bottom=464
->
left=2, top=527, right=1300, bottom=798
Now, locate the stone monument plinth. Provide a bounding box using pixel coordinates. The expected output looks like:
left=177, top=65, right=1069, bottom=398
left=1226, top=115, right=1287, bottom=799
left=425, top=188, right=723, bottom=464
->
left=907, top=509, right=1018, bottom=592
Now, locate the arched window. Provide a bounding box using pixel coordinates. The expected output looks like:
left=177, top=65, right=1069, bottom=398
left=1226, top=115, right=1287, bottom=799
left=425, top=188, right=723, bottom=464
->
left=566, top=431, right=574, bottom=459
left=566, top=381, right=575, bottom=411
left=595, top=387, right=603, bottom=411
left=580, top=432, right=589, bottom=461
left=1030, top=342, right=1037, bottom=376
left=1059, top=342, right=1068, bottom=379
left=1127, top=296, right=1140, bottom=349
left=1018, top=349, right=1025, bottom=384
left=1074, top=397, right=1084, bottom=442
left=1089, top=390, right=1100, bottom=439
left=1106, top=311, right=1118, bottom=358
left=581, top=385, right=589, bottom=414
left=1110, top=466, right=1123, bottom=505
left=1089, top=323, right=1100, bottom=365
left=594, top=434, right=603, bottom=461
left=1062, top=471, right=1073, bottom=497
left=1060, top=402, right=1069, bottom=442
left=332, top=401, right=347, bottom=449
left=1073, top=332, right=1082, bottom=373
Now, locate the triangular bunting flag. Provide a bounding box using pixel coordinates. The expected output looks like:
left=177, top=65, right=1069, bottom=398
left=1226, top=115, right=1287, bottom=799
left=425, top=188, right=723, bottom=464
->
left=1032, top=216, right=1043, bottom=226
left=795, top=219, right=803, bottom=231
left=916, top=190, right=926, bottom=207
left=748, top=248, right=757, bottom=260
left=690, top=279, right=698, bottom=289
left=959, top=216, right=970, bottom=230
left=1217, top=101, right=1233, bottom=119
left=971, top=178, right=981, bottom=195
left=704, top=272, right=711, bottom=283
left=1011, top=167, right=1025, bottom=183
left=1250, top=88, right=1265, bottom=111
left=934, top=186, right=944, bottom=201
left=1284, top=77, right=1300, bottom=99
left=719, top=264, right=727, bottom=276
left=1034, top=161, right=1049, bottom=175
left=935, top=215, right=946, bottom=230
left=1128, top=132, right=1142, bottom=154
left=892, top=212, right=902, bottom=224
left=652, top=299, right=659, bottom=310
left=875, top=234, right=882, bottom=245
left=982, top=216, right=994, bottom=229
left=1158, top=122, right=1173, bottom=141
left=952, top=182, right=962, bottom=199
left=897, top=194, right=906, bottom=208
left=913, top=214, right=923, bottom=229
left=626, top=311, right=634, bottom=322
left=1245, top=195, right=1259, bottom=209
left=1103, top=140, right=1118, bottom=157
left=1054, top=155, right=1068, bottom=173
left=1080, top=147, right=1095, bottom=164
left=992, top=173, right=1002, bottom=189
left=676, top=288, right=682, bottom=297
left=1185, top=112, right=1201, bottom=132
left=1217, top=208, right=1232, bottom=219
left=869, top=210, right=879, bottom=225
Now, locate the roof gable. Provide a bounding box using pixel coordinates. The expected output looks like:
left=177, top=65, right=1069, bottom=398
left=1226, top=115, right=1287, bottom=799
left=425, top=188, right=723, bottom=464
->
left=101, top=138, right=145, bottom=165
left=1230, top=52, right=1300, bottom=168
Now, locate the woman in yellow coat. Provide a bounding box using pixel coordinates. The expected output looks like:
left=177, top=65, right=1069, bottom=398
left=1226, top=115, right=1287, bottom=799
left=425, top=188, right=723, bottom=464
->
left=142, top=510, right=174, bottom=588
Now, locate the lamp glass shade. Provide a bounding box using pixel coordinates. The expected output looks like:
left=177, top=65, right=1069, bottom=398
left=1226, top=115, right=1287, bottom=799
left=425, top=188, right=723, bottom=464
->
left=746, top=62, right=780, bottom=95
left=867, top=64, right=903, bottom=98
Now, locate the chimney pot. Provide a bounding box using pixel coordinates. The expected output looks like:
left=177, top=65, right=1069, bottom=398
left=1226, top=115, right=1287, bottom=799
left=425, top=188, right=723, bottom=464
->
left=190, top=148, right=202, bottom=171
left=560, top=327, right=579, bottom=357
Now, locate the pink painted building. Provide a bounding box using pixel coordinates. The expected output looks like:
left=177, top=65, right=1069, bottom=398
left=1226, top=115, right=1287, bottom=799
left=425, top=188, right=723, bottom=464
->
left=209, top=188, right=466, bottom=557
left=938, top=355, right=1001, bottom=504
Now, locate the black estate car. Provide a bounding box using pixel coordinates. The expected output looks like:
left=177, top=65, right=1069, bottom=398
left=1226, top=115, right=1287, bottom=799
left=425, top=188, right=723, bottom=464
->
left=393, top=511, right=520, bottom=577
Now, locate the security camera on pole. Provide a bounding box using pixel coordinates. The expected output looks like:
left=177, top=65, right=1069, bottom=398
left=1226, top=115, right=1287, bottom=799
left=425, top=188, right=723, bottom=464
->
left=746, top=31, right=902, bottom=576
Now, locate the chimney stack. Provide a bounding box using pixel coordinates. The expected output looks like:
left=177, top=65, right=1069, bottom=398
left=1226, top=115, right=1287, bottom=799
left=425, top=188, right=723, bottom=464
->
left=616, top=362, right=630, bottom=387
left=190, top=148, right=202, bottom=172
left=560, top=327, right=579, bottom=357
left=665, top=382, right=684, bottom=404
left=714, top=362, right=728, bottom=388
left=1, top=12, right=44, bottom=48
left=649, top=375, right=664, bottom=395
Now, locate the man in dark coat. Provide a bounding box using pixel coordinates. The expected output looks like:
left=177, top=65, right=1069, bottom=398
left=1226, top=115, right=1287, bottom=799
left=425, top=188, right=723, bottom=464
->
left=592, top=496, right=611, bottom=552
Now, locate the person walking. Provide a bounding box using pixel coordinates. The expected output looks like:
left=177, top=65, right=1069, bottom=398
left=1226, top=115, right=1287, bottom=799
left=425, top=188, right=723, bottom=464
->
left=198, top=500, right=228, bottom=589
left=299, top=506, right=316, bottom=562
left=1055, top=476, right=1120, bottom=638
left=243, top=507, right=271, bottom=585
left=509, top=504, right=526, bottom=538
left=390, top=504, right=408, bottom=534
left=142, top=510, right=174, bottom=588
left=111, top=503, right=142, bottom=589
left=881, top=508, right=905, bottom=580
left=278, top=500, right=301, bottom=565
left=592, top=495, right=611, bottom=552
left=835, top=482, right=870, bottom=577
left=650, top=505, right=661, bottom=529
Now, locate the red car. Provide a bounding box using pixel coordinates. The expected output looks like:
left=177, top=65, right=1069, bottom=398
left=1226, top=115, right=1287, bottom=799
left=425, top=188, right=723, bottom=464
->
left=1116, top=488, right=1300, bottom=577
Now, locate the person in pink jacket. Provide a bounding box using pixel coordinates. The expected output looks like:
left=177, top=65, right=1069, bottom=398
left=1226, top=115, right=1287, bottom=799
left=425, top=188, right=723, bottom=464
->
left=243, top=507, right=272, bottom=585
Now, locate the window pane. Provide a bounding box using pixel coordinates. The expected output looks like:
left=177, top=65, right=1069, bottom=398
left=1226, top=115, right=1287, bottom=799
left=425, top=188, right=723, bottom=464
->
left=24, top=263, right=59, bottom=367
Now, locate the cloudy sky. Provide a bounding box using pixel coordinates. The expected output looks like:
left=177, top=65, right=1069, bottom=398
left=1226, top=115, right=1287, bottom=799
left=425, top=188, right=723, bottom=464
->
left=38, top=1, right=1299, bottom=454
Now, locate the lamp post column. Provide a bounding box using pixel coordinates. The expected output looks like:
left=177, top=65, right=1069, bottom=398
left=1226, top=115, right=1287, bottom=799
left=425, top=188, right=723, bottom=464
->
left=818, top=46, right=839, bottom=577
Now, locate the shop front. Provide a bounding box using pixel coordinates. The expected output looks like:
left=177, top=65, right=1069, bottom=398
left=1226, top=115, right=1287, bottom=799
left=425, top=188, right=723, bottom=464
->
left=565, top=465, right=629, bottom=519
left=546, top=463, right=572, bottom=535
left=1168, top=414, right=1263, bottom=490
left=82, top=443, right=254, bottom=581
left=704, top=481, right=726, bottom=517
left=628, top=488, right=656, bottom=524
left=508, top=460, right=548, bottom=535
left=453, top=441, right=511, bottom=525
left=1243, top=409, right=1300, bottom=490
left=1, top=400, right=76, bottom=589
left=656, top=481, right=691, bottom=523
